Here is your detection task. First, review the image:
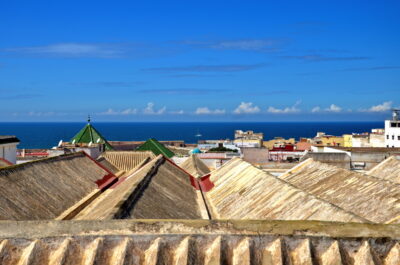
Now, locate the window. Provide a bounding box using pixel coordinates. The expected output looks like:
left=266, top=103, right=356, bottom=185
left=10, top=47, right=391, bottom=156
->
left=393, top=135, right=395, bottom=140
left=387, top=145, right=389, bottom=148
left=391, top=123, right=396, bottom=127
left=398, top=136, right=400, bottom=140
left=387, top=135, right=390, bottom=139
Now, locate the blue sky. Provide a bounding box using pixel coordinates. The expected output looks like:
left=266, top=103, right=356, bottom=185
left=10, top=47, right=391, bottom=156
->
left=0, top=0, right=399, bottom=121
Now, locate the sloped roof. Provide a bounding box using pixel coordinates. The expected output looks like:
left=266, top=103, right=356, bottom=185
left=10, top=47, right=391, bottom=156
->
left=0, top=152, right=116, bottom=220
left=0, top=158, right=12, bottom=168
left=71, top=122, right=113, bottom=150
left=205, top=158, right=365, bottom=222
left=136, top=138, right=175, bottom=158
left=279, top=158, right=400, bottom=224
left=99, top=151, right=155, bottom=172
left=367, top=156, right=400, bottom=184
left=96, top=157, right=119, bottom=174
left=74, top=155, right=207, bottom=220
left=1, top=219, right=400, bottom=265
left=180, top=154, right=210, bottom=178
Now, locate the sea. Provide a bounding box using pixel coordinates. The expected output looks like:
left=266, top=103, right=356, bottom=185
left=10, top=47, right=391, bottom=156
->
left=0, top=122, right=383, bottom=149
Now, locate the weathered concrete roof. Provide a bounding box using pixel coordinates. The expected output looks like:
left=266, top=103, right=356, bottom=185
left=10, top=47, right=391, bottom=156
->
left=0, top=152, right=116, bottom=220
left=205, top=158, right=366, bottom=222
left=180, top=154, right=210, bottom=178
left=99, top=151, right=155, bottom=172
left=280, top=158, right=400, bottom=224
left=367, top=156, right=400, bottom=184
left=1, top=219, right=400, bottom=264
left=74, top=155, right=207, bottom=220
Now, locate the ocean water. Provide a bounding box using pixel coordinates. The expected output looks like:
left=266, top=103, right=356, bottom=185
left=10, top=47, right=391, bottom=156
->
left=0, top=122, right=384, bottom=149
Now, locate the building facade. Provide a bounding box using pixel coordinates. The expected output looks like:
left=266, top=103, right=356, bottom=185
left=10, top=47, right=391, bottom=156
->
left=234, top=130, right=263, bottom=148
left=0, top=136, right=20, bottom=164
left=385, top=109, right=400, bottom=148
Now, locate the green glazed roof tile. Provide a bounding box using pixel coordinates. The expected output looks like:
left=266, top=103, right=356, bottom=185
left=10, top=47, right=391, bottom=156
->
left=136, top=138, right=175, bottom=158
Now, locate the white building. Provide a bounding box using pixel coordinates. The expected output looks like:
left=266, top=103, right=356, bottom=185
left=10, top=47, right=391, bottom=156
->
left=385, top=109, right=400, bottom=148
left=0, top=136, right=20, bottom=164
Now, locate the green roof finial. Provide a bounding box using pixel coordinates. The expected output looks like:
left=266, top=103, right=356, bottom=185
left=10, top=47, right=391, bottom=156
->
left=87, top=115, right=91, bottom=124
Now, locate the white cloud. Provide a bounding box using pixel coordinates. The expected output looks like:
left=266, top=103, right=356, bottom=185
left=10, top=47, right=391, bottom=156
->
left=27, top=111, right=55, bottom=116
left=120, top=108, right=137, bottom=115
left=325, top=104, right=342, bottom=112
left=267, top=101, right=301, bottom=114
left=100, top=108, right=137, bottom=115
left=169, top=110, right=185, bottom=115
left=100, top=108, right=118, bottom=115
left=233, top=102, right=260, bottom=114
left=195, top=107, right=226, bottom=115
left=5, top=43, right=123, bottom=58
left=311, top=106, right=321, bottom=113
left=363, top=101, right=392, bottom=112
left=143, top=102, right=166, bottom=115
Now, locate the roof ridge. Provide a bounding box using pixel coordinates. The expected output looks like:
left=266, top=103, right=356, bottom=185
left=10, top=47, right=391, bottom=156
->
left=211, top=157, right=369, bottom=222
left=0, top=152, right=86, bottom=172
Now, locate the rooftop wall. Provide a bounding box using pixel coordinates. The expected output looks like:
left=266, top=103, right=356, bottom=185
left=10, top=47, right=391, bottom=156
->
left=0, top=220, right=400, bottom=265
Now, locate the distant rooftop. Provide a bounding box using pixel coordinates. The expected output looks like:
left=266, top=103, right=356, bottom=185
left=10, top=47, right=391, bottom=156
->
left=331, top=146, right=400, bottom=153
left=0, top=136, right=20, bottom=145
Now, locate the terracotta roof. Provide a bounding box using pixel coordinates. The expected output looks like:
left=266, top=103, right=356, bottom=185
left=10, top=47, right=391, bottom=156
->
left=74, top=155, right=207, bottom=220
left=180, top=154, right=210, bottom=178
left=279, top=158, right=400, bottom=224
left=295, top=141, right=312, bottom=151
left=0, top=152, right=117, bottom=220
left=99, top=151, right=155, bottom=172
left=1, top=219, right=400, bottom=265
left=367, top=156, right=400, bottom=184
left=205, top=158, right=365, bottom=222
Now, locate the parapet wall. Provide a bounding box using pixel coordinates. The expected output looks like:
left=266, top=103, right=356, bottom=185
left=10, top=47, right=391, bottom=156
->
left=0, top=220, right=400, bottom=264
left=301, top=152, right=351, bottom=169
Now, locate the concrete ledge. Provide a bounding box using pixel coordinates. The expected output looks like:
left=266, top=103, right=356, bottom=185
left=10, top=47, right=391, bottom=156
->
left=1, top=219, right=400, bottom=239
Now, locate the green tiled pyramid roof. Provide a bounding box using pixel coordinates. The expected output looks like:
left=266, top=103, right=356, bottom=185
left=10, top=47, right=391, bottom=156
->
left=71, top=122, right=113, bottom=150
left=136, top=138, right=175, bottom=158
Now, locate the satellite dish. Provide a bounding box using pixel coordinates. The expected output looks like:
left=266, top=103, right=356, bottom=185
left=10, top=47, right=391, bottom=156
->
left=72, top=139, right=76, bottom=144
left=58, top=140, right=63, bottom=147
left=96, top=138, right=101, bottom=143
left=88, top=141, right=93, bottom=147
